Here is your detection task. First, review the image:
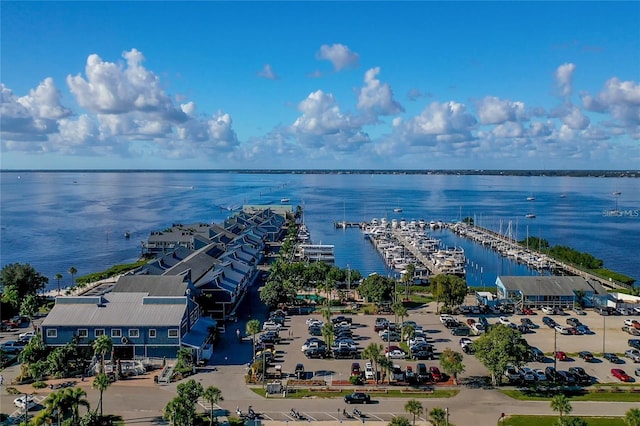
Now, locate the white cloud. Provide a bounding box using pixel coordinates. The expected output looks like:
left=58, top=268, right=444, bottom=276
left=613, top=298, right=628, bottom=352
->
left=0, top=79, right=71, bottom=144
left=258, top=64, right=279, bottom=80
left=492, top=121, right=524, bottom=138
left=357, top=67, right=404, bottom=116
left=528, top=121, right=554, bottom=137
left=562, top=105, right=590, bottom=130
left=476, top=96, right=526, bottom=125
left=67, top=49, right=186, bottom=122
left=316, top=44, right=359, bottom=71
left=289, top=90, right=370, bottom=151
left=555, top=62, right=576, bottom=97
left=395, top=101, right=477, bottom=145
left=581, top=77, right=640, bottom=128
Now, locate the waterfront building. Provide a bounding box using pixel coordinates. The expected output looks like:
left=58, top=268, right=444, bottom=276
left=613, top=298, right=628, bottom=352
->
left=495, top=275, right=607, bottom=310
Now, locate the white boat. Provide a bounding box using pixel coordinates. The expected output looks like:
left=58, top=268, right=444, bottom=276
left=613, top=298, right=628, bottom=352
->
left=281, top=198, right=290, bottom=203
left=393, top=207, right=402, bottom=213
left=526, top=195, right=535, bottom=201
left=525, top=213, right=536, bottom=219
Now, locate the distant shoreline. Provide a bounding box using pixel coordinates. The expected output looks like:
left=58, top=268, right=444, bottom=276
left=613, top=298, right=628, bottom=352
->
left=1, top=169, right=638, bottom=177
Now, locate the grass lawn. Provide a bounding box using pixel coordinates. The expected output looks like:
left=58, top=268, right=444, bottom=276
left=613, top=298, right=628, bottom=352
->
left=500, top=389, right=640, bottom=402
left=503, top=415, right=624, bottom=425
left=250, top=388, right=458, bottom=399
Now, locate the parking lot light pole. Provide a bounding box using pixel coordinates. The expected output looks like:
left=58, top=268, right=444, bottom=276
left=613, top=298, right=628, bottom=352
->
left=602, top=312, right=606, bottom=355
left=445, top=407, right=449, bottom=426
left=553, top=327, right=557, bottom=383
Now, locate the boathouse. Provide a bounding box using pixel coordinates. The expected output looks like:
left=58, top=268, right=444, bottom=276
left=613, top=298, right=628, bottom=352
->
left=495, top=275, right=607, bottom=310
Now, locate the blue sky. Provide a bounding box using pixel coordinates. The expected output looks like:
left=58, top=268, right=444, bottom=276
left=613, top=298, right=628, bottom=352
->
left=1, top=1, right=639, bottom=170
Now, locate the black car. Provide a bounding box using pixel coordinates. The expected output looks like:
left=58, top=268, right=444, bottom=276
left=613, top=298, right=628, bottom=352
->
left=444, top=319, right=460, bottom=329
left=557, top=370, right=576, bottom=385
left=545, top=366, right=562, bottom=382
left=412, top=349, right=435, bottom=360
left=333, top=347, right=359, bottom=359
left=260, top=332, right=280, bottom=344
left=304, top=347, right=329, bottom=359
left=542, top=316, right=557, bottom=328
left=527, top=347, right=545, bottom=362
left=568, top=367, right=591, bottom=385
left=308, top=326, right=322, bottom=336
left=295, top=363, right=305, bottom=379
left=520, top=318, right=536, bottom=328
left=332, top=316, right=353, bottom=325
left=578, top=351, right=595, bottom=362
left=604, top=352, right=622, bottom=363
left=629, top=339, right=640, bottom=350
left=416, top=363, right=429, bottom=382
left=344, top=392, right=370, bottom=404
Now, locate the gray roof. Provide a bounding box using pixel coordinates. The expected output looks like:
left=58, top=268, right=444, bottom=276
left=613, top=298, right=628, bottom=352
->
left=41, top=292, right=187, bottom=327
left=113, top=275, right=188, bottom=296
left=498, top=276, right=607, bottom=296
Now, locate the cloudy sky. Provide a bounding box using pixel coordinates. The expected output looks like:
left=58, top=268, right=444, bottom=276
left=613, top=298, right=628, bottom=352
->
left=1, top=1, right=639, bottom=170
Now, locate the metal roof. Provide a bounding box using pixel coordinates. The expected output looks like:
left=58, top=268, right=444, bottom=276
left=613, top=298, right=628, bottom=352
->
left=41, top=292, right=187, bottom=327
left=498, top=276, right=607, bottom=296
left=113, top=275, right=188, bottom=296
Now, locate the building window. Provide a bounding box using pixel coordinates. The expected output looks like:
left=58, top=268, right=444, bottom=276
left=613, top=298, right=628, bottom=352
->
left=78, top=329, right=88, bottom=338
left=128, top=329, right=139, bottom=338
left=149, top=329, right=156, bottom=338
left=46, top=328, right=57, bottom=338
left=168, top=329, right=179, bottom=338
left=111, top=329, right=122, bottom=338
left=95, top=329, right=105, bottom=337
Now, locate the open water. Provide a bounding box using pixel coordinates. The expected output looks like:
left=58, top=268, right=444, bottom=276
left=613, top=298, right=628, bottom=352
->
left=1, top=171, right=638, bottom=292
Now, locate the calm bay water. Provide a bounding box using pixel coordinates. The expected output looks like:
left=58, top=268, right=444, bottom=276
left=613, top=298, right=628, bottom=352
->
left=1, top=171, right=638, bottom=291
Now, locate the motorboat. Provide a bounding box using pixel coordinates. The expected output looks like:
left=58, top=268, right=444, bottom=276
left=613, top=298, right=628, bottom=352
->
left=281, top=198, right=290, bottom=203
left=525, top=213, right=536, bottom=219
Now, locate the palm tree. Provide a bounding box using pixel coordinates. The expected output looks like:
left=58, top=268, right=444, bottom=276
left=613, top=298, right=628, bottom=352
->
left=321, top=321, right=335, bottom=349
left=404, top=399, right=423, bottom=426
left=93, top=372, right=111, bottom=417
left=43, top=389, right=69, bottom=426
left=625, top=408, right=640, bottom=426
left=68, top=266, right=77, bottom=288
left=65, top=387, right=90, bottom=424
left=362, top=343, right=383, bottom=383
left=389, top=416, right=411, bottom=426
left=246, top=319, right=261, bottom=356
left=202, top=386, right=223, bottom=426
left=551, top=394, right=572, bottom=419
left=55, top=273, right=63, bottom=294
left=428, top=407, right=446, bottom=426
left=378, top=355, right=394, bottom=384
left=93, top=335, right=113, bottom=373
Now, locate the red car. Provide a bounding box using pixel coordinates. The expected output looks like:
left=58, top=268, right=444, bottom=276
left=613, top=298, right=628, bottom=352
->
left=554, top=351, right=568, bottom=361
left=429, top=366, right=442, bottom=382
left=611, top=368, right=632, bottom=382
left=522, top=308, right=534, bottom=315
left=384, top=345, right=402, bottom=354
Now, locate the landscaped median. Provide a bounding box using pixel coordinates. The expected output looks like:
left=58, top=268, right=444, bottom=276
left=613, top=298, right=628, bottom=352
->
left=499, top=385, right=640, bottom=402
left=250, top=387, right=458, bottom=399
left=501, top=416, right=625, bottom=426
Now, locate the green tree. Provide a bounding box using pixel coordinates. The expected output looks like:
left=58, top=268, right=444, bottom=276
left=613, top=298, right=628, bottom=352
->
left=362, top=343, right=383, bottom=383
left=321, top=321, right=335, bottom=349
left=177, top=378, right=204, bottom=401
left=202, top=386, right=223, bottom=426
left=404, top=399, right=423, bottom=426
left=164, top=396, right=193, bottom=426
left=430, top=274, right=467, bottom=310
left=401, top=324, right=416, bottom=343
left=20, top=294, right=38, bottom=326
left=550, top=394, right=572, bottom=420
left=66, top=387, right=91, bottom=424
left=246, top=319, right=261, bottom=356
left=389, top=416, right=411, bottom=426
left=473, top=324, right=528, bottom=386
left=69, top=266, right=78, bottom=287
left=402, top=264, right=416, bottom=299
left=55, top=273, right=63, bottom=294
left=625, top=408, right=640, bottom=426
left=259, top=279, right=295, bottom=309
left=43, top=388, right=70, bottom=425
left=357, top=273, right=395, bottom=303
left=557, top=418, right=588, bottom=426
left=93, top=373, right=111, bottom=417
left=439, top=348, right=465, bottom=385
left=392, top=301, right=408, bottom=327
left=378, top=355, right=394, bottom=384
left=92, top=335, right=113, bottom=373
left=0, top=263, right=48, bottom=308
left=428, top=407, right=447, bottom=426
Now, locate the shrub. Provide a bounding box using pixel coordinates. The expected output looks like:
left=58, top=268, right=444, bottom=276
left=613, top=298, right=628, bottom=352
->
left=32, top=381, right=47, bottom=389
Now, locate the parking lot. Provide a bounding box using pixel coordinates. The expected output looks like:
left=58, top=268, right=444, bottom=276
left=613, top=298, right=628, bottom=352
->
left=257, top=302, right=640, bottom=387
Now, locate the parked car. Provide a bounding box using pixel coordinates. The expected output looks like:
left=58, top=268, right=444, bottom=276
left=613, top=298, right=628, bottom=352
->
left=545, top=366, right=561, bottom=382
left=0, top=340, right=25, bottom=354
left=14, top=395, right=37, bottom=410
left=471, top=323, right=485, bottom=334
left=624, top=319, right=639, bottom=327
left=351, top=362, right=361, bottom=377
left=416, top=363, right=429, bottom=382
left=374, top=318, right=389, bottom=332
left=542, top=306, right=556, bottom=315
left=451, top=326, right=470, bottom=336
left=521, top=318, right=537, bottom=328
left=566, top=317, right=582, bottom=327
left=294, top=363, right=305, bottom=379
left=554, top=351, right=568, bottom=361
left=505, top=366, right=521, bottom=382
left=429, top=366, right=443, bottom=382
left=555, top=325, right=571, bottom=335
left=611, top=368, right=632, bottom=382
left=522, top=307, right=534, bottom=315
left=573, top=307, right=586, bottom=316
left=333, top=347, right=359, bottom=359
left=604, top=352, right=622, bottom=363
left=542, top=316, right=557, bottom=328
left=527, top=346, right=545, bottom=362
left=635, top=367, right=640, bottom=377
left=578, top=351, right=595, bottom=362
left=308, top=325, right=322, bottom=336
left=569, top=367, right=591, bottom=385
left=499, top=316, right=512, bottom=325
left=557, top=370, right=576, bottom=385
left=623, top=326, right=640, bottom=336
left=625, top=348, right=640, bottom=362
left=379, top=330, right=401, bottom=341
left=18, top=330, right=37, bottom=341
left=262, top=321, right=281, bottom=331
left=385, top=349, right=407, bottom=359
left=332, top=316, right=353, bottom=325
left=300, top=338, right=324, bottom=352
left=364, top=362, right=375, bottom=380
left=617, top=307, right=630, bottom=316
left=519, top=367, right=536, bottom=382
left=630, top=339, right=640, bottom=350
left=412, top=348, right=435, bottom=360
left=533, top=369, right=547, bottom=381
left=304, top=347, right=329, bottom=359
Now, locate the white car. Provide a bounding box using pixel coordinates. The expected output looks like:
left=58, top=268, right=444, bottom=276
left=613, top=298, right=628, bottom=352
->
left=471, top=323, right=485, bottom=334
left=542, top=306, right=556, bottom=315
left=262, top=321, right=281, bottom=331
left=14, top=395, right=37, bottom=410
left=439, top=314, right=454, bottom=324
left=409, top=336, right=426, bottom=347
left=305, top=318, right=323, bottom=326
left=459, top=338, right=473, bottom=349
left=19, top=330, right=36, bottom=340
left=555, top=325, right=571, bottom=335
left=364, top=362, right=375, bottom=380
left=385, top=349, right=406, bottom=359
left=633, top=307, right=640, bottom=315
left=617, top=307, right=630, bottom=316
left=499, top=316, right=512, bottom=325
left=624, top=319, right=639, bottom=327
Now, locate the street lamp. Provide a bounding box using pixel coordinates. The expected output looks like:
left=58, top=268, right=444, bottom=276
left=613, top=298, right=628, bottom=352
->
left=602, top=310, right=606, bottom=355
left=445, top=407, right=449, bottom=426
left=553, top=326, right=557, bottom=384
